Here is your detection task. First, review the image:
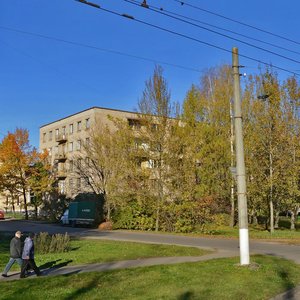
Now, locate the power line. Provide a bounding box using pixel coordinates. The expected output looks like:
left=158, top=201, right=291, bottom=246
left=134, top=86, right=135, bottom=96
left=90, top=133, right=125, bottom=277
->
left=124, top=0, right=300, bottom=65
left=0, top=26, right=202, bottom=73
left=75, top=1, right=300, bottom=77
left=174, top=0, right=300, bottom=47
left=124, top=0, right=300, bottom=57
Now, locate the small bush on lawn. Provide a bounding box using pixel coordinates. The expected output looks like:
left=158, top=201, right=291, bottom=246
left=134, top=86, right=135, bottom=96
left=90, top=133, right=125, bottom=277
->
left=34, top=232, right=70, bottom=254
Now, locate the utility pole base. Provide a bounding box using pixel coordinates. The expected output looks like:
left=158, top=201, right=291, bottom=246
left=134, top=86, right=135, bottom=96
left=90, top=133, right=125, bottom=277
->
left=239, top=228, right=250, bottom=265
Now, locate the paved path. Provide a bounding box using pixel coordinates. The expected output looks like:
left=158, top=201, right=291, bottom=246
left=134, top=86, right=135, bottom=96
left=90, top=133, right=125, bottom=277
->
left=0, top=250, right=236, bottom=281
left=1, top=220, right=300, bottom=299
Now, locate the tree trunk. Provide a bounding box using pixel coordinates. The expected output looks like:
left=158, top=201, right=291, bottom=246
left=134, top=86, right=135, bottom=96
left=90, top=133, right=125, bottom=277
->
left=22, top=188, right=28, bottom=220
left=274, top=210, right=279, bottom=229
left=34, top=204, right=38, bottom=220
left=252, top=210, right=258, bottom=225
left=290, top=211, right=295, bottom=230
left=103, top=193, right=110, bottom=221
left=269, top=199, right=274, bottom=233
left=155, top=205, right=160, bottom=232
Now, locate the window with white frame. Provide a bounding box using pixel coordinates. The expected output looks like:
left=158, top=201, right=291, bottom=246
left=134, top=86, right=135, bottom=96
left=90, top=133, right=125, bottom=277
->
left=69, top=142, right=73, bottom=152
left=69, top=124, right=73, bottom=134
left=77, top=140, right=81, bottom=151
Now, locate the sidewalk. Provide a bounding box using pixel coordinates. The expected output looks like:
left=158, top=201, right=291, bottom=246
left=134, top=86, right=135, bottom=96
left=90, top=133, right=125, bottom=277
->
left=0, top=249, right=235, bottom=281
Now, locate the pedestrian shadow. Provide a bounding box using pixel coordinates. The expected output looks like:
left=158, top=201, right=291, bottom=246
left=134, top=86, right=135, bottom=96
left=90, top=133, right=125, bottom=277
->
left=39, top=259, right=63, bottom=269
left=40, top=260, right=73, bottom=276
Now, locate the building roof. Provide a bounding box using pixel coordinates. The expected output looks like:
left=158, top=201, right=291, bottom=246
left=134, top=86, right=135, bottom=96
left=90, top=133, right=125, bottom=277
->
left=40, top=106, right=139, bottom=128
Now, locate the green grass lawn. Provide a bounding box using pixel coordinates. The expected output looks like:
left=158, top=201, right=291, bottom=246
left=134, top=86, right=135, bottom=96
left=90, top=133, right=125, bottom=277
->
left=0, top=255, right=300, bottom=300
left=188, top=221, right=300, bottom=243
left=0, top=236, right=209, bottom=272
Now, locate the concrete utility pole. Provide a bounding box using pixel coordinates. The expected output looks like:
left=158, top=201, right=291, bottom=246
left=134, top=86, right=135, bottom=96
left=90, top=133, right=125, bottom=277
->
left=232, top=47, right=250, bottom=265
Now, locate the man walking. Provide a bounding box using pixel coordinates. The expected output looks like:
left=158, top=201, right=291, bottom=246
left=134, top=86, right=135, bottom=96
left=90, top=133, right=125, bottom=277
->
left=2, top=231, right=23, bottom=277
left=20, top=232, right=41, bottom=278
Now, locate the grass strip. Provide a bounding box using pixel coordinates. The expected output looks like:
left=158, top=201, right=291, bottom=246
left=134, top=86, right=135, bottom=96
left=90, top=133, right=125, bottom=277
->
left=0, top=255, right=299, bottom=300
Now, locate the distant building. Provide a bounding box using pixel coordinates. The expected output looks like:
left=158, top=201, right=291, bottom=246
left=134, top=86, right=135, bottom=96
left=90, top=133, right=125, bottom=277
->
left=40, top=106, right=141, bottom=198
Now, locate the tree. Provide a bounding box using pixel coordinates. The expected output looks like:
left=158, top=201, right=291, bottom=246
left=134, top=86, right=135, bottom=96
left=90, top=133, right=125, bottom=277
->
left=181, top=65, right=233, bottom=225
left=243, top=70, right=300, bottom=232
left=137, top=65, right=179, bottom=231
left=0, top=128, right=39, bottom=219
left=73, top=118, right=136, bottom=221
left=27, top=151, right=55, bottom=219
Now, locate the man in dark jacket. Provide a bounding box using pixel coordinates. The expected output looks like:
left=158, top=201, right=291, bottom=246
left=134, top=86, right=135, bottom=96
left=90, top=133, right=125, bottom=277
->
left=20, top=232, right=41, bottom=278
left=2, top=231, right=23, bottom=277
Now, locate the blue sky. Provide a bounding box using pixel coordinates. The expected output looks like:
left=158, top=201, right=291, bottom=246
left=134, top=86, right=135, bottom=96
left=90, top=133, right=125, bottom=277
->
left=1, top=0, right=300, bottom=148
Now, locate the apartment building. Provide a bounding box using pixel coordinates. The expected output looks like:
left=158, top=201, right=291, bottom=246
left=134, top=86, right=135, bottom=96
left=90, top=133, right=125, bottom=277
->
left=40, top=106, right=141, bottom=198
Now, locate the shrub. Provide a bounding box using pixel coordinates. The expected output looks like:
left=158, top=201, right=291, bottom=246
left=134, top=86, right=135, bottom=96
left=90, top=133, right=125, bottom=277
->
left=112, top=199, right=155, bottom=231
left=34, top=232, right=70, bottom=254
left=211, top=213, right=231, bottom=227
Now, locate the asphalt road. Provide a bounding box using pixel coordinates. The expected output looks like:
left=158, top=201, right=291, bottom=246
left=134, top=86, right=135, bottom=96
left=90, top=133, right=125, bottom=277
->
left=1, top=219, right=300, bottom=264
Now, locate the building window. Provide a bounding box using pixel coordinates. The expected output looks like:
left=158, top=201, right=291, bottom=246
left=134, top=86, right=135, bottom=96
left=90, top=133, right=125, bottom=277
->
left=85, top=118, right=90, bottom=129
left=77, top=158, right=82, bottom=168
left=77, top=121, right=82, bottom=132
left=43, top=133, right=46, bottom=143
left=49, top=131, right=53, bottom=141
left=69, top=124, right=73, bottom=134
left=151, top=124, right=159, bottom=131
left=76, top=178, right=81, bottom=189
left=85, top=137, right=90, bottom=146
left=149, top=159, right=160, bottom=168
left=55, top=129, right=59, bottom=136
left=77, top=140, right=81, bottom=151
left=85, top=157, right=90, bottom=166
left=128, top=118, right=141, bottom=130
left=69, top=160, right=73, bottom=172
left=59, top=180, right=66, bottom=194
left=69, top=178, right=73, bottom=189
left=48, top=147, right=52, bottom=156
left=69, top=142, right=73, bottom=152
left=62, top=126, right=66, bottom=135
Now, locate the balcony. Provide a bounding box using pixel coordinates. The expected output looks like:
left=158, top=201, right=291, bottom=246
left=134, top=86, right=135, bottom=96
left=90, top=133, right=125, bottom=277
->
left=55, top=133, right=68, bottom=143
left=57, top=170, right=67, bottom=179
left=54, top=152, right=67, bottom=162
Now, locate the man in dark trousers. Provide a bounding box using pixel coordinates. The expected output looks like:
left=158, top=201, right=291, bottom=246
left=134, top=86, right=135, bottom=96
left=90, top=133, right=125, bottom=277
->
left=20, top=232, right=41, bottom=278
left=2, top=231, right=23, bottom=277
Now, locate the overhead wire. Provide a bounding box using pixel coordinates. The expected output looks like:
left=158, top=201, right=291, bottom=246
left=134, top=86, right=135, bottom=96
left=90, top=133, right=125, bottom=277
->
left=174, top=0, right=300, bottom=46
left=124, top=0, right=300, bottom=57
left=124, top=0, right=300, bottom=65
left=74, top=1, right=300, bottom=76
left=0, top=25, right=202, bottom=73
